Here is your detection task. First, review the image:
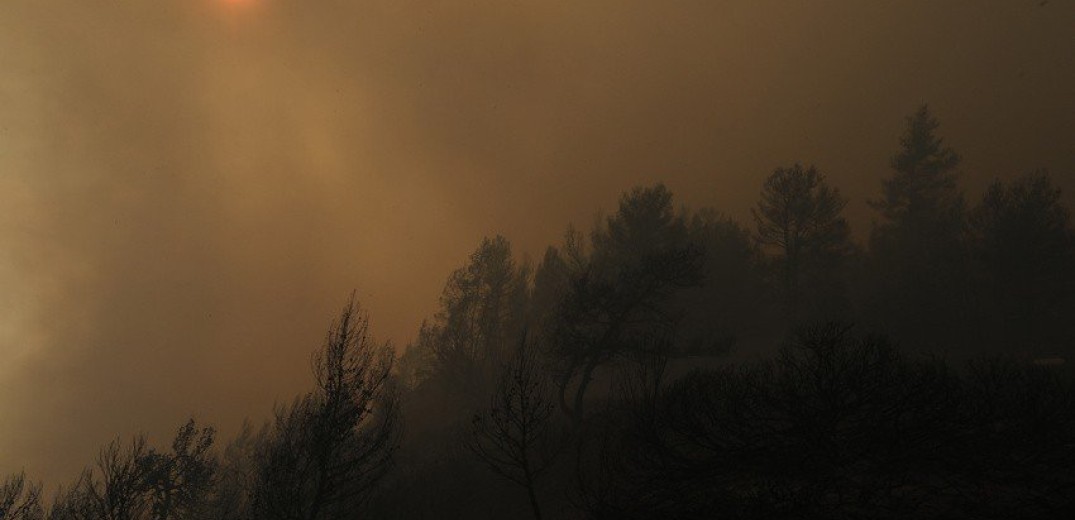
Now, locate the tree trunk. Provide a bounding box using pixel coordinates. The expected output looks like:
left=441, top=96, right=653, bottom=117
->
left=525, top=481, right=543, bottom=520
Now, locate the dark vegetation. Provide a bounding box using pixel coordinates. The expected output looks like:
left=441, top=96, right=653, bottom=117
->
left=4, top=106, right=1074, bottom=518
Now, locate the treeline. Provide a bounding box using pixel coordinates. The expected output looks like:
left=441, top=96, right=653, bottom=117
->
left=2, top=299, right=399, bottom=520
left=4, top=106, right=1074, bottom=519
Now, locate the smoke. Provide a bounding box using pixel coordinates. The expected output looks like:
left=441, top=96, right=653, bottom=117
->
left=0, top=0, right=1072, bottom=482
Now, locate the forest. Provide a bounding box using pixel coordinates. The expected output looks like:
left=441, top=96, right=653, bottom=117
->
left=3, top=106, right=1074, bottom=519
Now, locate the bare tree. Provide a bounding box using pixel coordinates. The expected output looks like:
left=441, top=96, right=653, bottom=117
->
left=252, top=295, right=400, bottom=520
left=58, top=436, right=153, bottom=520
left=46, top=421, right=218, bottom=520
left=1, top=472, right=43, bottom=520
left=469, top=336, right=563, bottom=520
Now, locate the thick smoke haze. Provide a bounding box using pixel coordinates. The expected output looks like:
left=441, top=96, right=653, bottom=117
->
left=1, top=0, right=1072, bottom=482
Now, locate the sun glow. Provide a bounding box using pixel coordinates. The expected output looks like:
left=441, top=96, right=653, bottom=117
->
left=214, top=0, right=258, bottom=20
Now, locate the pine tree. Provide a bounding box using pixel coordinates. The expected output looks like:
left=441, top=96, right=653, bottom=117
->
left=866, top=106, right=970, bottom=349
left=753, top=164, right=852, bottom=321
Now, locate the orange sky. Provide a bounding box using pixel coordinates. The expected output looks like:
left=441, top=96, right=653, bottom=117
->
left=1, top=0, right=1073, bottom=483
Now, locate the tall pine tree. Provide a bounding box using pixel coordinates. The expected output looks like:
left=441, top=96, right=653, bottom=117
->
left=866, top=106, right=970, bottom=351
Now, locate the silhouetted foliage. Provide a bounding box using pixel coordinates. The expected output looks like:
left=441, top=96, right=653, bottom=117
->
left=753, top=164, right=852, bottom=322
left=547, top=184, right=704, bottom=426
left=204, top=421, right=264, bottom=520
left=968, top=170, right=1075, bottom=355
left=403, top=236, right=530, bottom=403
left=872, top=105, right=963, bottom=227
left=580, top=323, right=1075, bottom=519
left=141, top=420, right=216, bottom=520
left=252, top=296, right=399, bottom=520
left=44, top=420, right=217, bottom=520
left=866, top=105, right=971, bottom=349
left=676, top=210, right=771, bottom=356
left=530, top=246, right=573, bottom=337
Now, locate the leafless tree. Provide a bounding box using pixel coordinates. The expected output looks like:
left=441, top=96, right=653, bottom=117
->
left=469, top=336, right=563, bottom=520
left=54, top=436, right=153, bottom=520
left=45, top=420, right=217, bottom=520
left=1, top=472, right=43, bottom=520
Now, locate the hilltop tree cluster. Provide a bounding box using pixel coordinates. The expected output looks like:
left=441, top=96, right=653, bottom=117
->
left=5, top=106, right=1074, bottom=519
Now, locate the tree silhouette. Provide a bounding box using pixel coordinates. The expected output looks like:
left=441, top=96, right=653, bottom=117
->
left=580, top=323, right=1075, bottom=519
left=141, top=420, right=216, bottom=520
left=752, top=163, right=851, bottom=321
left=969, top=170, right=1075, bottom=354
left=1, top=472, right=43, bottom=520
left=469, top=335, right=563, bottom=520
left=547, top=184, right=703, bottom=426
left=872, top=105, right=962, bottom=227
left=252, top=296, right=399, bottom=520
left=675, top=210, right=770, bottom=356
left=867, top=106, right=970, bottom=348
left=529, top=245, right=573, bottom=336
left=44, top=421, right=217, bottom=520
left=49, top=436, right=152, bottom=520
left=403, top=236, right=530, bottom=403
left=204, top=421, right=265, bottom=520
